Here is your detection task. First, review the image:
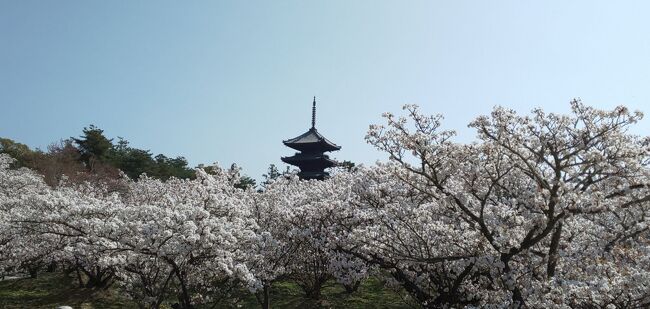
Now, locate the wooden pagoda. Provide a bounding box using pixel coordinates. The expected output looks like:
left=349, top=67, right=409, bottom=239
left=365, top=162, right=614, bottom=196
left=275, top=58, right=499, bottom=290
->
left=281, top=97, right=341, bottom=180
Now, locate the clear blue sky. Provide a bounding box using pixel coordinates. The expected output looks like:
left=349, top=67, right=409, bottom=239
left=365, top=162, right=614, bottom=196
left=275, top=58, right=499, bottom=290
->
left=1, top=1, right=649, bottom=179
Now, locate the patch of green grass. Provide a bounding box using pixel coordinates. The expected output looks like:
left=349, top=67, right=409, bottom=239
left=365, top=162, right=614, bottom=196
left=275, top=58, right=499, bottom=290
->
left=0, top=272, right=412, bottom=308
left=0, top=272, right=137, bottom=309
left=229, top=277, right=411, bottom=309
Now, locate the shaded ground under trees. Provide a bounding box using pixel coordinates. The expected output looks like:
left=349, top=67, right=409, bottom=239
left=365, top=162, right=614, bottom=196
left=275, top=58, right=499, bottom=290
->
left=0, top=272, right=410, bottom=309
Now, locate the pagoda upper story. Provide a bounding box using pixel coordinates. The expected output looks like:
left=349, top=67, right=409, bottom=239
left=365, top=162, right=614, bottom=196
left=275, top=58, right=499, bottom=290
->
left=281, top=97, right=341, bottom=180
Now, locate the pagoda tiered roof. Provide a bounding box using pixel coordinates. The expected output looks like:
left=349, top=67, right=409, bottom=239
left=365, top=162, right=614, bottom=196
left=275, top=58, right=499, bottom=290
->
left=280, top=152, right=337, bottom=167
left=281, top=96, right=341, bottom=180
left=283, top=128, right=341, bottom=152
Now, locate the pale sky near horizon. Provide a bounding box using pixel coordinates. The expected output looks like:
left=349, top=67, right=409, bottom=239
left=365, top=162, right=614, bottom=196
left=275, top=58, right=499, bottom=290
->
left=1, top=1, right=649, bottom=179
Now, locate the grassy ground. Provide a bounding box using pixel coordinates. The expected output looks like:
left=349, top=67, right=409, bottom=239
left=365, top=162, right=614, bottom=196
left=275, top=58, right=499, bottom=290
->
left=0, top=272, right=135, bottom=309
left=0, top=272, right=413, bottom=308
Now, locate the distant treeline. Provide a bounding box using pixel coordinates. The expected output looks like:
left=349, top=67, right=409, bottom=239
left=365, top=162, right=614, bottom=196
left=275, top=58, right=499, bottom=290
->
left=0, top=125, right=227, bottom=186
left=0, top=125, right=354, bottom=190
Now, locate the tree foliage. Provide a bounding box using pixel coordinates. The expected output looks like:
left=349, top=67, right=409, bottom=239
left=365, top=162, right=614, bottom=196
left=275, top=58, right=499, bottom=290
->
left=0, top=138, right=36, bottom=168
left=72, top=125, right=113, bottom=169
left=1, top=102, right=648, bottom=308
left=1, top=125, right=196, bottom=183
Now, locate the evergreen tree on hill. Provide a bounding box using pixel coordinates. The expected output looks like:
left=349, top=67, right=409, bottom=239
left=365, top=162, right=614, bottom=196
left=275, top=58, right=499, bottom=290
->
left=72, top=125, right=113, bottom=170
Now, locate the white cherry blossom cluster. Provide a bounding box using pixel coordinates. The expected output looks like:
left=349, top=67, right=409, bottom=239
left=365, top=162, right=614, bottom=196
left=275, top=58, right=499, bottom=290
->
left=0, top=100, right=648, bottom=309
left=362, top=100, right=650, bottom=307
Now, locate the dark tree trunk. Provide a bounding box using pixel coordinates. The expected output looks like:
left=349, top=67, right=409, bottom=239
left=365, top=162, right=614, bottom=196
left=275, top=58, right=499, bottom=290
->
left=171, top=264, right=193, bottom=309
left=75, top=265, right=84, bottom=287
left=546, top=221, right=563, bottom=278
left=78, top=265, right=113, bottom=289
left=343, top=281, right=361, bottom=294
left=500, top=254, right=525, bottom=309
left=302, top=276, right=327, bottom=300
left=28, top=267, right=38, bottom=279
left=255, top=284, right=271, bottom=309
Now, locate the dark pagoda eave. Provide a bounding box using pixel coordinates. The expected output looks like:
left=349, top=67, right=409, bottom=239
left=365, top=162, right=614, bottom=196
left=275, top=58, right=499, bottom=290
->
left=282, top=141, right=341, bottom=152
left=298, top=171, right=330, bottom=180
left=281, top=156, right=337, bottom=165
left=282, top=128, right=341, bottom=152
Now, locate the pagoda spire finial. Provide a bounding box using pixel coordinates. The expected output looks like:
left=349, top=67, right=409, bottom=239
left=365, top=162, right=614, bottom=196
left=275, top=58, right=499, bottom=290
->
left=311, top=96, right=316, bottom=129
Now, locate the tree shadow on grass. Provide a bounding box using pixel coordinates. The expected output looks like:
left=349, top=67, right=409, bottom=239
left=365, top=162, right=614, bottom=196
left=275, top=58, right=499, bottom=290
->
left=0, top=272, right=136, bottom=309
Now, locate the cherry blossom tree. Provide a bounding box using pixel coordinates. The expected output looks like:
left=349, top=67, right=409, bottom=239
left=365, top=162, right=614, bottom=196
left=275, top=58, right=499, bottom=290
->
left=0, top=154, right=64, bottom=278
left=242, top=175, right=304, bottom=309
left=1, top=100, right=648, bottom=309
left=361, top=100, right=650, bottom=307
left=2, top=160, right=258, bottom=309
